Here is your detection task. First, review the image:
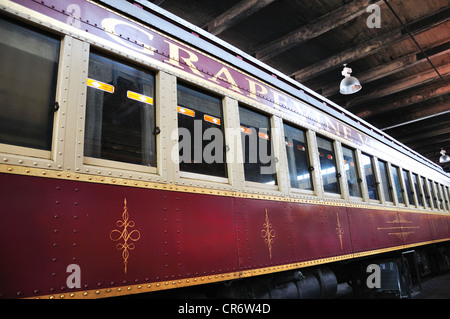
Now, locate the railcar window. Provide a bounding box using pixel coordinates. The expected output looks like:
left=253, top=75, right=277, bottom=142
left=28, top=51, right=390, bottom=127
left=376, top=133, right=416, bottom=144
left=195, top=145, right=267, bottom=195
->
left=361, top=153, right=379, bottom=200
left=177, top=83, right=226, bottom=178
left=239, top=106, right=276, bottom=185
left=435, top=182, right=443, bottom=210
left=85, top=52, right=156, bottom=166
left=391, top=165, right=405, bottom=204
left=444, top=186, right=450, bottom=211
left=0, top=17, right=60, bottom=151
left=428, top=180, right=438, bottom=209
left=283, top=123, right=313, bottom=190
left=342, top=146, right=362, bottom=198
left=412, top=173, right=424, bottom=207
left=402, top=170, right=414, bottom=206
left=316, top=136, right=340, bottom=194
left=441, top=184, right=447, bottom=210
left=421, top=177, right=431, bottom=208
left=439, top=184, right=448, bottom=211
left=378, top=160, right=393, bottom=202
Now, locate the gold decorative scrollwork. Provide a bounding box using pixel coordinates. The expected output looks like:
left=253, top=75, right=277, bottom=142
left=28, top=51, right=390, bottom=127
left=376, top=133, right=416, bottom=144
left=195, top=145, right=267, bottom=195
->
left=387, top=215, right=411, bottom=224
left=110, top=199, right=141, bottom=273
left=378, top=214, right=419, bottom=241
left=336, top=212, right=344, bottom=250
left=261, top=209, right=275, bottom=259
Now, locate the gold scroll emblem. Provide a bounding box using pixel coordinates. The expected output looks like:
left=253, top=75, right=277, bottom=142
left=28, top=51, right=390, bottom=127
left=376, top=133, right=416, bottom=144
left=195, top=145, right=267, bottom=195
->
left=377, top=215, right=419, bottom=241
left=261, top=209, right=275, bottom=259
left=336, top=212, right=344, bottom=250
left=110, top=199, right=141, bottom=273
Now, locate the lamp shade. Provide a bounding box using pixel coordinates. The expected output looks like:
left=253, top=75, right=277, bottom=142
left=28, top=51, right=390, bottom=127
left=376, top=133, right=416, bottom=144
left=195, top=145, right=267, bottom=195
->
left=440, top=149, right=450, bottom=163
left=340, top=76, right=362, bottom=95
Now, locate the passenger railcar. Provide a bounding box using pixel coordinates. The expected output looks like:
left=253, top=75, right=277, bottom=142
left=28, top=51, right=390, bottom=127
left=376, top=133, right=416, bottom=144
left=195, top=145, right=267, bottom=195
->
left=0, top=0, right=449, bottom=299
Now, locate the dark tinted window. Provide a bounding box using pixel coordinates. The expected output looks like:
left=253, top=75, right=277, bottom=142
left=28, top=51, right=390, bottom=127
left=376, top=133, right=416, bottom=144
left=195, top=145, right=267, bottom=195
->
left=421, top=177, right=431, bottom=208
left=402, top=170, right=414, bottom=205
left=85, top=52, right=156, bottom=166
left=445, top=186, right=450, bottom=210
left=429, top=180, right=438, bottom=209
left=362, top=154, right=379, bottom=200
left=435, top=182, right=443, bottom=210
left=378, top=160, right=393, bottom=202
left=0, top=17, right=60, bottom=151
left=177, top=83, right=226, bottom=178
left=391, top=165, right=405, bottom=204
left=412, top=173, right=423, bottom=207
left=317, top=136, right=340, bottom=194
left=342, top=146, right=362, bottom=197
left=284, top=123, right=313, bottom=190
left=239, top=106, right=276, bottom=184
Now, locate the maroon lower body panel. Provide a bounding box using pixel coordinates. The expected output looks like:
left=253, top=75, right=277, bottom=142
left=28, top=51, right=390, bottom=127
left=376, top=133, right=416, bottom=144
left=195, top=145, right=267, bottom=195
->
left=0, top=173, right=449, bottom=298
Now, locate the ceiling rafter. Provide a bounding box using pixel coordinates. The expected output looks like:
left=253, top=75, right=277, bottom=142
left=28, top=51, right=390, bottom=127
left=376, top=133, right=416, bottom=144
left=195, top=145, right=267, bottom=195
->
left=414, top=136, right=450, bottom=155
left=155, top=0, right=450, bottom=171
left=386, top=112, right=450, bottom=138
left=253, top=0, right=383, bottom=62
left=345, top=64, right=450, bottom=108
left=319, top=41, right=450, bottom=97
left=291, top=7, right=450, bottom=82
left=372, top=100, right=450, bottom=130
left=202, top=0, right=276, bottom=36
left=353, top=81, right=450, bottom=119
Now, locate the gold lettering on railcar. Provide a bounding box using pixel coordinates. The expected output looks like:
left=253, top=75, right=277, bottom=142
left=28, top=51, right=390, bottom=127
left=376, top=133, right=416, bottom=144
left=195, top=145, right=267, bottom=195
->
left=246, top=78, right=269, bottom=101
left=163, top=40, right=205, bottom=77
left=110, top=199, right=141, bottom=273
left=89, top=12, right=378, bottom=148
left=261, top=209, right=275, bottom=259
left=208, top=66, right=243, bottom=94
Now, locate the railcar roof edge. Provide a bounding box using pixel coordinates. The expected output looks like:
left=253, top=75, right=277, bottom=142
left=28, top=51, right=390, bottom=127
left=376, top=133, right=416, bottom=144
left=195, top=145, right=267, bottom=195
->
left=93, top=0, right=448, bottom=177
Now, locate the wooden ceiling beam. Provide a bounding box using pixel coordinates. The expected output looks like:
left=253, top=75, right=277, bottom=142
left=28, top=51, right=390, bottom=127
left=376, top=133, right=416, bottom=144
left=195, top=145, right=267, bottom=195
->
left=291, top=7, right=450, bottom=82
left=353, top=81, right=450, bottom=118
left=370, top=100, right=450, bottom=130
left=292, top=27, right=404, bottom=81
left=346, top=64, right=450, bottom=108
left=320, top=41, right=450, bottom=97
left=202, top=0, right=276, bottom=36
left=388, top=114, right=450, bottom=143
left=254, top=0, right=383, bottom=62
left=413, top=136, right=450, bottom=157
left=404, top=133, right=450, bottom=152
left=397, top=130, right=450, bottom=149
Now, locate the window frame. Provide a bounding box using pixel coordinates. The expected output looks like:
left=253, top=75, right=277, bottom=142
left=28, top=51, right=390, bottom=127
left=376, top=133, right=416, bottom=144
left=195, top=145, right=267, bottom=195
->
left=429, top=180, right=439, bottom=211
left=444, top=185, right=450, bottom=212
left=361, top=153, right=381, bottom=203
left=435, top=181, right=444, bottom=211
left=316, top=135, right=343, bottom=197
left=238, top=104, right=278, bottom=190
left=283, top=122, right=315, bottom=194
left=390, top=164, right=406, bottom=206
left=0, top=16, right=67, bottom=169
left=412, top=173, right=424, bottom=208
left=341, top=145, right=363, bottom=200
left=420, top=176, right=432, bottom=210
left=176, top=81, right=228, bottom=181
left=82, top=50, right=159, bottom=175
left=377, top=159, right=394, bottom=204
left=402, top=169, right=415, bottom=207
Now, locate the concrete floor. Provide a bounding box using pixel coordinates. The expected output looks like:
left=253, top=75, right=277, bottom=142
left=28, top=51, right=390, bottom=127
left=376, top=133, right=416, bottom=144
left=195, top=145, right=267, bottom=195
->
left=413, top=272, right=450, bottom=299
left=336, top=271, right=450, bottom=299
